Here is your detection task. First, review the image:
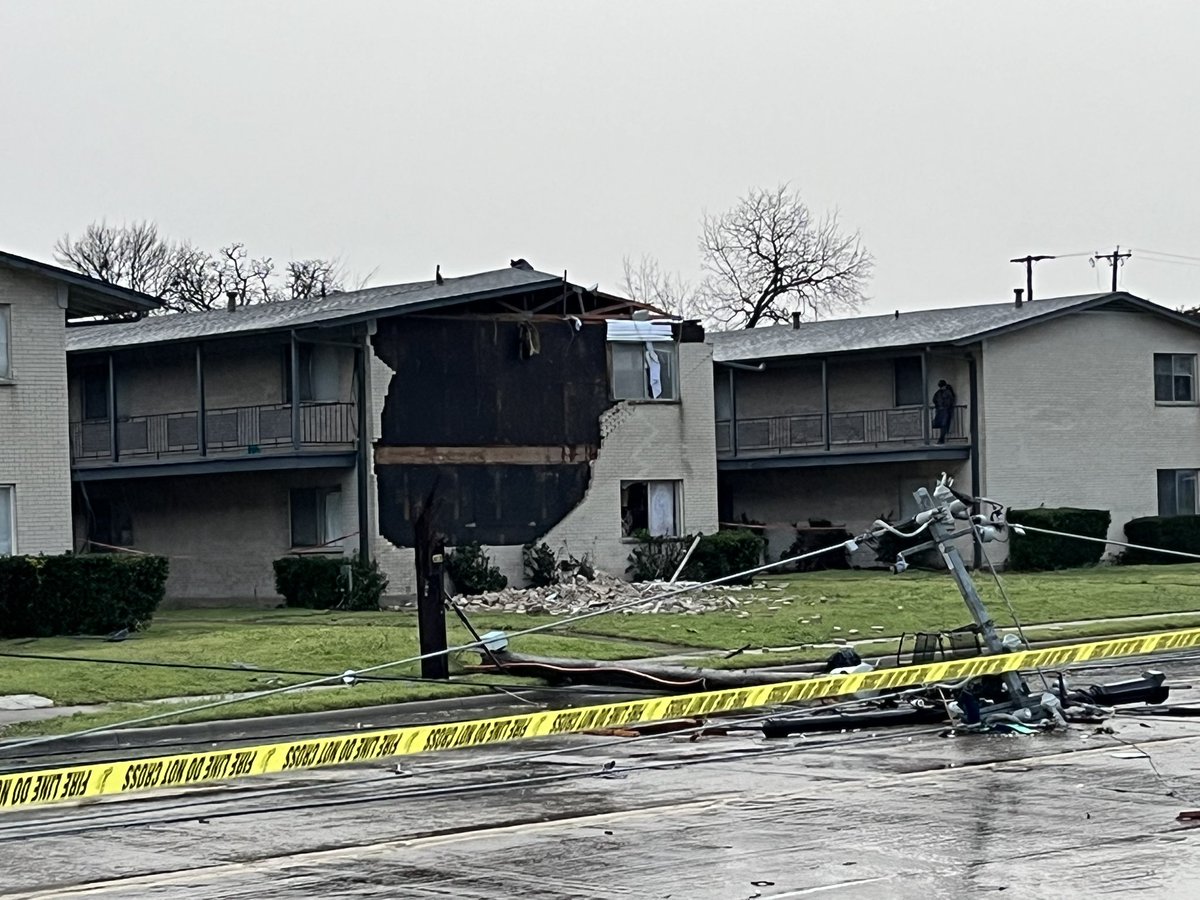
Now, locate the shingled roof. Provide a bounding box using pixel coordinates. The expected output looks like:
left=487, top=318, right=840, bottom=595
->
left=66, top=267, right=562, bottom=352
left=709, top=292, right=1199, bottom=362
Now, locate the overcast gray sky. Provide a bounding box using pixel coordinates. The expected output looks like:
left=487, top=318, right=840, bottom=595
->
left=3, top=1, right=1199, bottom=317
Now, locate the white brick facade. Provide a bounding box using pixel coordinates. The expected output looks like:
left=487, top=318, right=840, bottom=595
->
left=0, top=268, right=73, bottom=555
left=979, top=308, right=1200, bottom=551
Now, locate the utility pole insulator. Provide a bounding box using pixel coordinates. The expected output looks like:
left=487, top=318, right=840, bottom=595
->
left=1093, top=246, right=1132, bottom=292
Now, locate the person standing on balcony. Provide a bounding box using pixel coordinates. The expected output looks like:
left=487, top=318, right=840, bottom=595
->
left=932, top=380, right=956, bottom=444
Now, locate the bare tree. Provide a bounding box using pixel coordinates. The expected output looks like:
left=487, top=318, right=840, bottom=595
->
left=54, top=220, right=356, bottom=315
left=696, top=185, right=873, bottom=329
left=286, top=258, right=346, bottom=300
left=620, top=254, right=695, bottom=317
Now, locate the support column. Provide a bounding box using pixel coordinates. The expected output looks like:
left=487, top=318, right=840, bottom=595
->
left=968, top=356, right=981, bottom=568
left=728, top=366, right=738, bottom=457
left=290, top=333, right=301, bottom=451
left=920, top=350, right=930, bottom=444
left=821, top=358, right=830, bottom=451
left=107, top=353, right=118, bottom=463
left=195, top=343, right=207, bottom=456
left=355, top=333, right=370, bottom=561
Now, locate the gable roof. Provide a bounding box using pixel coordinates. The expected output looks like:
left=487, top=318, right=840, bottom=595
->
left=0, top=250, right=160, bottom=318
left=65, top=267, right=563, bottom=352
left=709, top=292, right=1200, bottom=363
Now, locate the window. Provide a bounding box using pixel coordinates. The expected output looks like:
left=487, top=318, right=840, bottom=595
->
left=611, top=342, right=678, bottom=401
left=621, top=480, right=682, bottom=537
left=0, top=486, right=13, bottom=556
left=290, top=487, right=343, bottom=548
left=1158, top=469, right=1199, bottom=516
left=893, top=356, right=923, bottom=407
left=283, top=344, right=340, bottom=403
left=0, top=304, right=10, bottom=380
left=81, top=367, right=110, bottom=420
left=87, top=498, right=133, bottom=550
left=1154, top=354, right=1196, bottom=403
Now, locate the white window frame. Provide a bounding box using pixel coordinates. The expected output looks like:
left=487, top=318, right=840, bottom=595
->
left=1154, top=353, right=1197, bottom=404
left=609, top=341, right=680, bottom=401
left=0, top=485, right=15, bottom=557
left=289, top=486, right=343, bottom=549
left=1158, top=469, right=1199, bottom=517
left=620, top=479, right=683, bottom=538
left=0, top=304, right=11, bottom=381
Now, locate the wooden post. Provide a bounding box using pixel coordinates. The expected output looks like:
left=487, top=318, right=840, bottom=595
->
left=290, top=333, right=301, bottom=450
left=195, top=343, right=207, bottom=456
left=821, top=358, right=830, bottom=451
left=108, top=353, right=118, bottom=463
left=920, top=350, right=930, bottom=444
left=414, top=490, right=449, bottom=680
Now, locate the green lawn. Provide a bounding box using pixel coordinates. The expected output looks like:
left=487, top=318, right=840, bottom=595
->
left=0, top=608, right=653, bottom=707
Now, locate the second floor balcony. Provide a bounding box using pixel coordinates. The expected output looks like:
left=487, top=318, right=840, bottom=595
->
left=717, top=403, right=968, bottom=460
left=71, top=401, right=357, bottom=467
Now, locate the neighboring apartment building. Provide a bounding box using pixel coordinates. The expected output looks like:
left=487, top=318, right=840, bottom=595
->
left=710, top=291, right=1200, bottom=564
left=65, top=265, right=718, bottom=602
left=0, top=251, right=157, bottom=557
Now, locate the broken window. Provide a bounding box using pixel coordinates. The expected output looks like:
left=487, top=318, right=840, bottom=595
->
left=290, top=486, right=343, bottom=548
left=1154, top=353, right=1196, bottom=403
left=607, top=320, right=679, bottom=401
left=621, top=480, right=682, bottom=537
left=1158, top=469, right=1199, bottom=516
left=893, top=356, right=923, bottom=407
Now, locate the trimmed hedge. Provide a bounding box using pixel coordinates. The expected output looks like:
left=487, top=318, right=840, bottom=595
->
left=273, top=553, right=389, bottom=610
left=1007, top=507, right=1111, bottom=571
left=1122, top=515, right=1200, bottom=564
left=681, top=529, right=767, bottom=585
left=0, top=554, right=169, bottom=638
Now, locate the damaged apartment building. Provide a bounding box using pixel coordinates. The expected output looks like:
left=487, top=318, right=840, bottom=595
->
left=64, top=263, right=718, bottom=602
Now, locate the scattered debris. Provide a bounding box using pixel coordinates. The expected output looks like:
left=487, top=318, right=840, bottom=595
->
left=454, top=570, right=771, bottom=616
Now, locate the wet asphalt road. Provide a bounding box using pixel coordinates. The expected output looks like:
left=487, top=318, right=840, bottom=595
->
left=2, top=660, right=1200, bottom=899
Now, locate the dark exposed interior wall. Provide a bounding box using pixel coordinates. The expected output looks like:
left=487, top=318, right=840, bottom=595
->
left=375, top=317, right=609, bottom=446
left=373, top=315, right=613, bottom=547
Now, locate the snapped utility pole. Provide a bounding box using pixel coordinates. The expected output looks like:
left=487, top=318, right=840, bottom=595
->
left=1009, top=254, right=1055, bottom=303
left=1093, top=246, right=1132, bottom=292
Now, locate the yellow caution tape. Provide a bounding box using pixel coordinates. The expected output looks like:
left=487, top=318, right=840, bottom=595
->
left=2, top=627, right=1198, bottom=811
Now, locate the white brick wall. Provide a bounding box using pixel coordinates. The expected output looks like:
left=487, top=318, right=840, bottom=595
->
left=367, top=339, right=720, bottom=593
left=979, top=308, right=1200, bottom=553
left=0, top=268, right=73, bottom=555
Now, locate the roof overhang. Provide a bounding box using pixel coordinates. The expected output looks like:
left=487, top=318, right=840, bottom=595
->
left=0, top=250, right=160, bottom=318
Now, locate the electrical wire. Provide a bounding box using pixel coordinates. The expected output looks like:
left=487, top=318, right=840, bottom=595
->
left=1009, top=524, right=1200, bottom=562
left=1, top=534, right=867, bottom=751
left=973, top=525, right=1052, bottom=692
left=1131, top=248, right=1200, bottom=264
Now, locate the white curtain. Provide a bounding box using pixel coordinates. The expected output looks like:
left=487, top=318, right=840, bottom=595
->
left=0, top=307, right=10, bottom=378
left=648, top=482, right=676, bottom=537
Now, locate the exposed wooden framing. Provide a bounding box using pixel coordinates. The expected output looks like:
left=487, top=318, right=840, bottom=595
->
left=374, top=445, right=598, bottom=466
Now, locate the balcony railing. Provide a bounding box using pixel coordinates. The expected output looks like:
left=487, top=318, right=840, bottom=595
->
left=71, top=401, right=357, bottom=463
left=716, top=404, right=968, bottom=457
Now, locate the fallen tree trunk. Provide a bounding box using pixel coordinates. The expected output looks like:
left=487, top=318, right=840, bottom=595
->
left=469, top=650, right=812, bottom=692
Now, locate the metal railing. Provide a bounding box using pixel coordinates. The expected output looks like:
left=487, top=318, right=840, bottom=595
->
left=716, top=404, right=968, bottom=456
left=70, top=401, right=357, bottom=462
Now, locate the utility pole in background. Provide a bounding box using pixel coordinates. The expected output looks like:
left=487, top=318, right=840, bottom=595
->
left=1009, top=254, right=1056, bottom=303
left=1093, top=246, right=1132, bottom=292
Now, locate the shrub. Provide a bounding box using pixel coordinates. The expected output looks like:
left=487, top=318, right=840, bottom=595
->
left=626, top=531, right=690, bottom=582
left=681, top=529, right=766, bottom=584
left=445, top=542, right=508, bottom=595
left=522, top=542, right=560, bottom=588
left=272, top=553, right=388, bottom=610
left=1122, top=515, right=1200, bottom=564
left=786, top=522, right=852, bottom=573
left=0, top=554, right=168, bottom=638
left=1007, top=507, right=1111, bottom=571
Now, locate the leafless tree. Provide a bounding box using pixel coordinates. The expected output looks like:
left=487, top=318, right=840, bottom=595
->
left=286, top=258, right=346, bottom=300
left=695, top=185, right=873, bottom=329
left=54, top=220, right=356, bottom=316
left=620, top=254, right=695, bottom=317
